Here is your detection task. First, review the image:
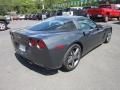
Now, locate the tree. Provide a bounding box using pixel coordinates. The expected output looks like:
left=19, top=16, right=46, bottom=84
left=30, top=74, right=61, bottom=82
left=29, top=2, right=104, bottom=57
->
left=0, top=0, right=40, bottom=15
left=0, top=0, right=101, bottom=15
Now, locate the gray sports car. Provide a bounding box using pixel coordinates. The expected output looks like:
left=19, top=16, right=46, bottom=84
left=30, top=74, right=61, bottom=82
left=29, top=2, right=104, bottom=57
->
left=10, top=16, right=112, bottom=71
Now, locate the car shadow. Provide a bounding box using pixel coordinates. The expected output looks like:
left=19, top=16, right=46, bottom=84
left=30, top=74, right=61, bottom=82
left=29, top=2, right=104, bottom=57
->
left=15, top=53, right=58, bottom=76
left=60, top=44, right=103, bottom=72
left=15, top=44, right=103, bottom=73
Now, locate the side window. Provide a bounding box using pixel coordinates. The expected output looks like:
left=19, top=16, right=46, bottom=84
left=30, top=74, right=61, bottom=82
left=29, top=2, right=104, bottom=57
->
left=57, top=21, right=76, bottom=30
left=75, top=20, right=91, bottom=30
left=79, top=23, right=91, bottom=30
left=75, top=19, right=97, bottom=30
left=84, top=19, right=97, bottom=29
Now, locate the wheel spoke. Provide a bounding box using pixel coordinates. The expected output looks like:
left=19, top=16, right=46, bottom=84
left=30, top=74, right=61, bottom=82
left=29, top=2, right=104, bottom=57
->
left=70, top=51, right=74, bottom=56
left=74, top=48, right=80, bottom=59
left=71, top=59, right=75, bottom=67
left=64, top=45, right=81, bottom=70
left=67, top=55, right=75, bottom=68
left=107, top=33, right=111, bottom=41
left=74, top=48, right=79, bottom=56
left=74, top=60, right=79, bottom=66
left=67, top=56, right=73, bottom=64
left=67, top=48, right=80, bottom=68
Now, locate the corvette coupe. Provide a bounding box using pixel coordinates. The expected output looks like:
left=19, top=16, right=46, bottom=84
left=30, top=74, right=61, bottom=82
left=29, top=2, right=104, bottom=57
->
left=10, top=16, right=112, bottom=71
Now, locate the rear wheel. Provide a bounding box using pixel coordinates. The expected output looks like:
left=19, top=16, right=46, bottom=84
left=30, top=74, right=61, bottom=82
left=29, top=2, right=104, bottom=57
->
left=61, top=44, right=81, bottom=71
left=104, top=32, right=112, bottom=43
left=0, top=21, right=7, bottom=31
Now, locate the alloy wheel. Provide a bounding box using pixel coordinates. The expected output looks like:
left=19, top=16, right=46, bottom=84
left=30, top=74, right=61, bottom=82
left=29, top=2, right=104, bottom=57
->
left=106, top=32, right=112, bottom=42
left=67, top=48, right=80, bottom=68
left=62, top=44, right=81, bottom=71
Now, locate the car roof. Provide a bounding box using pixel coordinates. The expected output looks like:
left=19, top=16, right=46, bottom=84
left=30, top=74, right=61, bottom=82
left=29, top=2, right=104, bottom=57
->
left=55, top=16, right=86, bottom=19
left=50, top=16, right=87, bottom=21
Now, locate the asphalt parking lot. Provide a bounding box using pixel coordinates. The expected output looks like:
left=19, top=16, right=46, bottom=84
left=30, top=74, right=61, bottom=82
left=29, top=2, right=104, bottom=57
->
left=0, top=20, right=120, bottom=90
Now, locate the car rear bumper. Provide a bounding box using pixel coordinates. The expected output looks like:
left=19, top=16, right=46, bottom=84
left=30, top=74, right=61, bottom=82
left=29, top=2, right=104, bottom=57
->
left=15, top=49, right=56, bottom=69
left=12, top=40, right=64, bottom=70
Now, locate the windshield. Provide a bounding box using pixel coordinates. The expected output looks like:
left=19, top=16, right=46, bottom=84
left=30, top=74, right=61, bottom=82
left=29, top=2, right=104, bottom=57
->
left=99, top=5, right=111, bottom=8
left=28, top=17, right=68, bottom=31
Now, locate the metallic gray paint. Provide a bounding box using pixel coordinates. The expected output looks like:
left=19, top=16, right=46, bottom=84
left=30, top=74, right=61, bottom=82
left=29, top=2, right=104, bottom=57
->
left=10, top=16, right=112, bottom=69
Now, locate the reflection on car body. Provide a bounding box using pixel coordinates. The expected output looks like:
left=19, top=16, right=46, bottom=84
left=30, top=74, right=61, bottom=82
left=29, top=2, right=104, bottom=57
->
left=10, top=16, right=112, bottom=71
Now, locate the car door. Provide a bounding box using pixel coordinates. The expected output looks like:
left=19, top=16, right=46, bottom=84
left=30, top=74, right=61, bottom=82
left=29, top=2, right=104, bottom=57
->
left=84, top=19, right=105, bottom=45
left=75, top=19, right=104, bottom=52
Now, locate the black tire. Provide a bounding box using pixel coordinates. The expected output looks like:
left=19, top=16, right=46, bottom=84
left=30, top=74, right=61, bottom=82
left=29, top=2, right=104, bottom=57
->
left=104, top=15, right=109, bottom=22
left=0, top=21, right=7, bottom=31
left=61, top=44, right=81, bottom=71
left=117, top=17, right=120, bottom=21
left=104, top=32, right=112, bottom=43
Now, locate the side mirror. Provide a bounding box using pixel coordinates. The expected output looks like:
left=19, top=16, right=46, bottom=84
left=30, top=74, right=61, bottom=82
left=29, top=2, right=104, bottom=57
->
left=96, top=24, right=102, bottom=30
left=83, top=30, right=92, bottom=36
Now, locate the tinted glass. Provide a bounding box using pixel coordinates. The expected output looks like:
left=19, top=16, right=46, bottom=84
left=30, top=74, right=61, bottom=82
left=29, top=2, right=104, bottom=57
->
left=56, top=21, right=76, bottom=30
left=83, top=19, right=96, bottom=28
left=75, top=19, right=96, bottom=30
left=76, top=21, right=91, bottom=30
left=28, top=17, right=69, bottom=31
left=28, top=17, right=76, bottom=31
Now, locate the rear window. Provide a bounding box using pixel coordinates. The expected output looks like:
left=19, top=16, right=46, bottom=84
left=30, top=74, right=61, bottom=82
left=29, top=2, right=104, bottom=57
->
left=28, top=17, right=76, bottom=31
left=56, top=21, right=76, bottom=31
left=29, top=20, right=63, bottom=31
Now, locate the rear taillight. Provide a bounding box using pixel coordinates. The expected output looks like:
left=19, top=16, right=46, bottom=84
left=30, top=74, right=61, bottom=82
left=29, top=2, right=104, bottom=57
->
left=29, top=38, right=37, bottom=46
left=37, top=40, right=46, bottom=49
left=29, top=38, right=46, bottom=49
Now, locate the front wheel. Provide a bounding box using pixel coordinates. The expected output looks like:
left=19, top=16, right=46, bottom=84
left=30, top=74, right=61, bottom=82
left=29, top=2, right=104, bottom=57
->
left=104, top=32, right=112, bottom=43
left=61, top=44, right=81, bottom=71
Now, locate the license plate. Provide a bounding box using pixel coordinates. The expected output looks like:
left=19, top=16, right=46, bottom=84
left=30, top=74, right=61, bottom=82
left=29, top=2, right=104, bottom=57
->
left=97, top=15, right=102, bottom=17
left=19, top=44, right=26, bottom=52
